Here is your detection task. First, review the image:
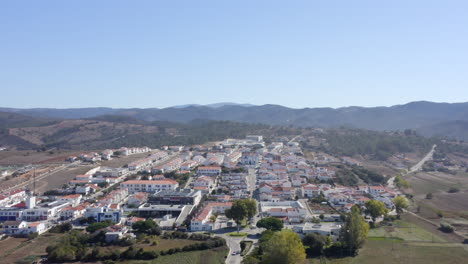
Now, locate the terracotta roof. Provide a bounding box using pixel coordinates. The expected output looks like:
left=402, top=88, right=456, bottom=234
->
left=60, top=194, right=81, bottom=199
left=197, top=166, right=222, bottom=170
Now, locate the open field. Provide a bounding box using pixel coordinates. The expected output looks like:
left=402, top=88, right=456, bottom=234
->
left=310, top=239, right=468, bottom=264
left=405, top=170, right=468, bottom=237
left=0, top=233, right=65, bottom=264
left=35, top=164, right=96, bottom=193
left=310, top=213, right=468, bottom=264
left=407, top=171, right=468, bottom=198
left=119, top=246, right=228, bottom=264
left=0, top=150, right=80, bottom=166
left=368, top=219, right=445, bottom=242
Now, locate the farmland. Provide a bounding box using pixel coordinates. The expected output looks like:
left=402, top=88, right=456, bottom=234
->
left=310, top=214, right=468, bottom=264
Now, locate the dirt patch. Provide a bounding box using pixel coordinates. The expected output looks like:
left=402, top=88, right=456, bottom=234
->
left=35, top=164, right=96, bottom=193
left=0, top=150, right=79, bottom=166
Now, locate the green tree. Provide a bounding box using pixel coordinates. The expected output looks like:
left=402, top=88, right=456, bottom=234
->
left=244, top=198, right=258, bottom=221
left=132, top=219, right=162, bottom=235
left=393, top=196, right=409, bottom=215
left=86, top=220, right=112, bottom=233
left=225, top=200, right=248, bottom=232
left=47, top=245, right=77, bottom=262
left=364, top=200, right=389, bottom=223
left=302, top=233, right=332, bottom=256
left=262, top=229, right=306, bottom=264
left=256, top=217, right=283, bottom=231
left=343, top=206, right=369, bottom=255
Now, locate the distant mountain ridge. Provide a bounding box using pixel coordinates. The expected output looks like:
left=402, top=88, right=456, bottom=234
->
left=1, top=101, right=468, bottom=140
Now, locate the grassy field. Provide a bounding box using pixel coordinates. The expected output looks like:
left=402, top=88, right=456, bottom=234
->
left=0, top=233, right=65, bottom=264
left=367, top=220, right=445, bottom=242
left=309, top=216, right=468, bottom=264
left=227, top=232, right=249, bottom=237
left=311, top=239, right=468, bottom=264
left=119, top=246, right=228, bottom=264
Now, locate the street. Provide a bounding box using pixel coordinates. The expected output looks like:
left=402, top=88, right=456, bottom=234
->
left=387, top=144, right=436, bottom=189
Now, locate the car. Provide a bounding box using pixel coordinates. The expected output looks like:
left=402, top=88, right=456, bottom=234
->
left=232, top=252, right=237, bottom=255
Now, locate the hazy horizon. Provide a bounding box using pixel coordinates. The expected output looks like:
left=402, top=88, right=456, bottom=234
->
left=2, top=100, right=468, bottom=111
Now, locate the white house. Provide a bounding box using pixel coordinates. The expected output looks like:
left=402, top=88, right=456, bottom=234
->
left=301, top=184, right=320, bottom=198
left=197, top=166, right=222, bottom=176
left=121, top=179, right=179, bottom=193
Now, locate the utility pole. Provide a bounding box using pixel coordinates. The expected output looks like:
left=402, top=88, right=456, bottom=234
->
left=33, top=167, right=36, bottom=195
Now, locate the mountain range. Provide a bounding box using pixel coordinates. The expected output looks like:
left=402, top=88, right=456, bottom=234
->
left=1, top=101, right=468, bottom=141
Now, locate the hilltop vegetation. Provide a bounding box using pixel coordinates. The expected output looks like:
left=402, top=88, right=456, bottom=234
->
left=2, top=101, right=468, bottom=141
left=0, top=114, right=271, bottom=150
left=308, top=129, right=436, bottom=161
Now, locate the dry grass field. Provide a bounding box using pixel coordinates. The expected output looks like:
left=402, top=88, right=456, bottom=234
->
left=0, top=233, right=65, bottom=264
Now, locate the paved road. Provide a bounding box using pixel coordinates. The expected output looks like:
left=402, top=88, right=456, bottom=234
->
left=247, top=168, right=257, bottom=196
left=387, top=144, right=436, bottom=189
left=216, top=226, right=263, bottom=264
left=288, top=135, right=301, bottom=144
left=409, top=145, right=436, bottom=173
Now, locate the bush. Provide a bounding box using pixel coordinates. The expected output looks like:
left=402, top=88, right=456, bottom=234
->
left=87, top=221, right=112, bottom=233
left=439, top=223, right=454, bottom=233
left=448, top=187, right=460, bottom=193
left=50, top=222, right=73, bottom=233
left=426, top=193, right=433, bottom=199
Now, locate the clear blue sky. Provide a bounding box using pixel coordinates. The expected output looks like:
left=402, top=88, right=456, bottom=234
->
left=1, top=0, right=467, bottom=109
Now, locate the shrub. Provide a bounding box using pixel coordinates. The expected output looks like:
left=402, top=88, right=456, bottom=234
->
left=56, top=222, right=72, bottom=233
left=439, top=223, right=454, bottom=233
left=448, top=187, right=460, bottom=193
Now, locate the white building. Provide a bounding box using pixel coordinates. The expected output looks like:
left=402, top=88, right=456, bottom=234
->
left=121, top=179, right=179, bottom=194
left=197, top=166, right=222, bottom=176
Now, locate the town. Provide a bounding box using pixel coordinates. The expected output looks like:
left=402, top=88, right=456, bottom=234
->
left=0, top=134, right=405, bottom=264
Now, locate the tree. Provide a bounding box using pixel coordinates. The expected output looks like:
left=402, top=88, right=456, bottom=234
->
left=393, top=196, right=409, bottom=215
left=225, top=200, right=248, bottom=232
left=132, top=219, right=162, bottom=235
left=256, top=217, right=283, bottom=231
left=87, top=220, right=112, bottom=233
left=364, top=200, right=389, bottom=223
left=262, top=229, right=306, bottom=264
left=244, top=198, right=257, bottom=221
left=342, top=206, right=369, bottom=255
left=302, top=233, right=332, bottom=256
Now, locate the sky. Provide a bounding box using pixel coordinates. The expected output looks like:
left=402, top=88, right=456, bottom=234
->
left=1, top=0, right=467, bottom=109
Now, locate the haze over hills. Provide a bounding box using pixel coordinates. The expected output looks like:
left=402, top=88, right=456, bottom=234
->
left=1, top=101, right=467, bottom=150
left=2, top=101, right=468, bottom=129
